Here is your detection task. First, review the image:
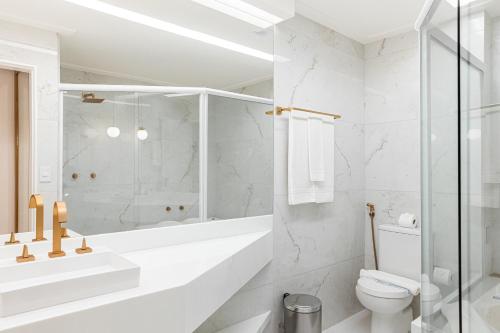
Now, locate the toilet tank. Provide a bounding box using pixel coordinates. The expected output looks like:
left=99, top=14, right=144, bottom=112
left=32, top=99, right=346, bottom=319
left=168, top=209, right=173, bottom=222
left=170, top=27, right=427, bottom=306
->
left=378, top=224, right=421, bottom=281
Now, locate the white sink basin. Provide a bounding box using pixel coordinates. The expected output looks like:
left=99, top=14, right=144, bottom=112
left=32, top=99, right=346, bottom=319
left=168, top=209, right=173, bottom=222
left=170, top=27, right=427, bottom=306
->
left=0, top=249, right=140, bottom=317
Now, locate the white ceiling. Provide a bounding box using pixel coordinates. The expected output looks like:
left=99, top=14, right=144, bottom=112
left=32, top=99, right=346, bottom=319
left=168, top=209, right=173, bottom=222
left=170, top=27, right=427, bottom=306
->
left=7, top=0, right=494, bottom=88
left=297, top=0, right=427, bottom=44
left=0, top=0, right=273, bottom=89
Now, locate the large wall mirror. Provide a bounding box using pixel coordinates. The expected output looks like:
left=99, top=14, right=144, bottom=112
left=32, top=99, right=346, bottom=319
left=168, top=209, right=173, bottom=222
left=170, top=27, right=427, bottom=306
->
left=0, top=0, right=274, bottom=237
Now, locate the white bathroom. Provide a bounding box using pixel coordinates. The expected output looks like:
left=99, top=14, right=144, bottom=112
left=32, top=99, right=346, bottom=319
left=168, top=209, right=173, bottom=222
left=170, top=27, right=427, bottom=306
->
left=0, top=0, right=497, bottom=332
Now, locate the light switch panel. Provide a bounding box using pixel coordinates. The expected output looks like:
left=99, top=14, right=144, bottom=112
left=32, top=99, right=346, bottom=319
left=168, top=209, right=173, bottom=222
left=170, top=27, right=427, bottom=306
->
left=39, top=166, right=52, bottom=183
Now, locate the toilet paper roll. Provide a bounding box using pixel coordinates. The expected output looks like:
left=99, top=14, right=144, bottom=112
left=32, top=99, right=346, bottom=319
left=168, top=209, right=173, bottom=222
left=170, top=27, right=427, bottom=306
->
left=433, top=267, right=452, bottom=286
left=398, top=213, right=417, bottom=228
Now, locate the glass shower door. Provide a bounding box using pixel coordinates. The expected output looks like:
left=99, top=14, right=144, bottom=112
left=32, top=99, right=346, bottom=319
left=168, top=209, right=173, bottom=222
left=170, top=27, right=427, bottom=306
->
left=421, top=1, right=500, bottom=332
left=63, top=91, right=200, bottom=235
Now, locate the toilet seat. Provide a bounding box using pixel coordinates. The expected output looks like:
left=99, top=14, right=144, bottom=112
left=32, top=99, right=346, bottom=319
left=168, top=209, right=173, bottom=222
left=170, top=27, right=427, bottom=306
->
left=357, top=277, right=410, bottom=299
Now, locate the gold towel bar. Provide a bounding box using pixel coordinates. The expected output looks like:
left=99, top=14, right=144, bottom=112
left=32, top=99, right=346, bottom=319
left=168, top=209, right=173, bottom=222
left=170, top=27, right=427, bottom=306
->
left=265, top=106, right=341, bottom=119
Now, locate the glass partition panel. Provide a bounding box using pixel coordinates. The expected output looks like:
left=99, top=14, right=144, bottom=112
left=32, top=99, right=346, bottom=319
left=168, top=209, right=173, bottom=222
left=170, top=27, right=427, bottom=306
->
left=460, top=1, right=500, bottom=332
left=206, top=95, right=273, bottom=220
left=420, top=0, right=460, bottom=330
left=63, top=91, right=199, bottom=235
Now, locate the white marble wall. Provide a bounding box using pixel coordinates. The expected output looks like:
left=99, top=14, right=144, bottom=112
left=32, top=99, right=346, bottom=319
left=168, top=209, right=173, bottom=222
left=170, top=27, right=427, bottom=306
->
left=196, top=15, right=366, bottom=333
left=207, top=80, right=273, bottom=220
left=0, top=20, right=60, bottom=229
left=363, top=31, right=420, bottom=269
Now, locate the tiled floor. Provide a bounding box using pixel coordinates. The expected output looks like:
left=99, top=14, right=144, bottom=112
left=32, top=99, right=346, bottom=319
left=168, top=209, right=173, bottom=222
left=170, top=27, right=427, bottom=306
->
left=323, top=310, right=371, bottom=333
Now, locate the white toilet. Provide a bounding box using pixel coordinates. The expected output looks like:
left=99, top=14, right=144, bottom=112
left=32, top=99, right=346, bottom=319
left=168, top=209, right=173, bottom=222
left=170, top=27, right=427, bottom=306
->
left=356, top=224, right=421, bottom=333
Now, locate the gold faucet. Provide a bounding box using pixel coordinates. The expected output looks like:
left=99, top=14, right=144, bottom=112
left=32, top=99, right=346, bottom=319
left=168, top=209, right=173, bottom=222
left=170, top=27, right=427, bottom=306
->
left=48, top=201, right=67, bottom=258
left=29, top=194, right=46, bottom=241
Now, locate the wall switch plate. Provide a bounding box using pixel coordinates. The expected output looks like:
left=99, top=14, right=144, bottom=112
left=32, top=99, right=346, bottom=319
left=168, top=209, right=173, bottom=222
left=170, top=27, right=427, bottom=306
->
left=39, top=166, right=52, bottom=183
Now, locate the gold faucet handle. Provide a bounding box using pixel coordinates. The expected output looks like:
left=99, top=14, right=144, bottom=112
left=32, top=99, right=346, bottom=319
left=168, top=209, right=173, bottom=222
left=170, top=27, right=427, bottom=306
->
left=5, top=232, right=20, bottom=245
left=53, top=201, right=68, bottom=223
left=75, top=238, right=92, bottom=254
left=16, top=245, right=35, bottom=263
left=30, top=194, right=46, bottom=242
left=29, top=194, right=43, bottom=209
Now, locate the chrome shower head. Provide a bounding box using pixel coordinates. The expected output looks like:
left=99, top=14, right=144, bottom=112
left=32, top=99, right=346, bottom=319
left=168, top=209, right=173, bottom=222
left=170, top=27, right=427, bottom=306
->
left=81, top=92, right=105, bottom=104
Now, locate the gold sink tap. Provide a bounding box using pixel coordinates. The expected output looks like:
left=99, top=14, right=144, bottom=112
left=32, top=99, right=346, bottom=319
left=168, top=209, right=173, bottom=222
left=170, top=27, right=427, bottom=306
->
left=29, top=194, right=46, bottom=242
left=48, top=202, right=67, bottom=258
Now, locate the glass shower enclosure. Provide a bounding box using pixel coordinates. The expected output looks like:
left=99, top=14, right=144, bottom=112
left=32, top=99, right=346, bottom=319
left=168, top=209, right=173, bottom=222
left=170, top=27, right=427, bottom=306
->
left=420, top=0, right=500, bottom=332
left=59, top=85, right=273, bottom=235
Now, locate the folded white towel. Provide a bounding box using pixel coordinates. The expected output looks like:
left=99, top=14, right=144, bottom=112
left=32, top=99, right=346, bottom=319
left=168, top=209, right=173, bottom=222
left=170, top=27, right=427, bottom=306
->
left=288, top=111, right=316, bottom=205
left=360, top=269, right=420, bottom=296
left=313, top=116, right=335, bottom=203
left=308, top=116, right=325, bottom=181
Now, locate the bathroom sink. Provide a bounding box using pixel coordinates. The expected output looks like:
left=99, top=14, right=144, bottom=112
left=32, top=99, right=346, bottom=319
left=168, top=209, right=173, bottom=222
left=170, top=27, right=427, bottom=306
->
left=0, top=249, right=140, bottom=317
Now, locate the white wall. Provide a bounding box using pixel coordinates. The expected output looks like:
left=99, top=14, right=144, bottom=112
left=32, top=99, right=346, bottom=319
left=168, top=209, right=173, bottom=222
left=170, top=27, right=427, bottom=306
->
left=363, top=31, right=421, bottom=269
left=207, top=80, right=274, bottom=220
left=0, top=20, right=60, bottom=228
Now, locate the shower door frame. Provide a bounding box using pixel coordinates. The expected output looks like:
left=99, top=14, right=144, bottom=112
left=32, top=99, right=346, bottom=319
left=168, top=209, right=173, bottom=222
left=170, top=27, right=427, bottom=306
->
left=58, top=84, right=273, bottom=223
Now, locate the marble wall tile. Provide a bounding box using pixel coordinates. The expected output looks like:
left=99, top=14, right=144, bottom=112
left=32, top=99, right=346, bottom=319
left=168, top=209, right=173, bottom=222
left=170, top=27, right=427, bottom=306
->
left=363, top=31, right=421, bottom=284
left=364, top=31, right=419, bottom=60
left=207, top=83, right=274, bottom=220
left=273, top=191, right=365, bottom=279
left=364, top=47, right=419, bottom=123
left=365, top=120, right=419, bottom=192
left=275, top=16, right=365, bottom=124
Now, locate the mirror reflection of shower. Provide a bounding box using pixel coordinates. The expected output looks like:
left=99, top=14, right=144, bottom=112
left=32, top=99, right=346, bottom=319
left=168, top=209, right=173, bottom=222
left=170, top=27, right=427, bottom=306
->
left=62, top=86, right=273, bottom=235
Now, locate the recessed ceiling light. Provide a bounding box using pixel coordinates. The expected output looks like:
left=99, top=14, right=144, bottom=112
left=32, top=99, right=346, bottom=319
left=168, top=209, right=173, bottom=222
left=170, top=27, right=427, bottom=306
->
left=64, top=0, right=273, bottom=62
left=192, top=0, right=282, bottom=28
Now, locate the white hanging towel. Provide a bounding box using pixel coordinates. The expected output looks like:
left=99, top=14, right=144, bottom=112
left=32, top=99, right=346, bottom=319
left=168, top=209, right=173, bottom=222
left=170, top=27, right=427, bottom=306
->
left=288, top=111, right=316, bottom=205
left=313, top=115, right=335, bottom=203
left=308, top=116, right=325, bottom=181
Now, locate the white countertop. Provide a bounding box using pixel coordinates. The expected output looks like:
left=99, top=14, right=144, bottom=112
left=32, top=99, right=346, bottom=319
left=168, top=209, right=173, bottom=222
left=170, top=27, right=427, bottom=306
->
left=0, top=215, right=273, bottom=333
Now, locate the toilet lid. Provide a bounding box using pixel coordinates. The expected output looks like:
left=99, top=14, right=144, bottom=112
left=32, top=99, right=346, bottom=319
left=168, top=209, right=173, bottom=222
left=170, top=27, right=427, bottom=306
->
left=357, top=277, right=410, bottom=299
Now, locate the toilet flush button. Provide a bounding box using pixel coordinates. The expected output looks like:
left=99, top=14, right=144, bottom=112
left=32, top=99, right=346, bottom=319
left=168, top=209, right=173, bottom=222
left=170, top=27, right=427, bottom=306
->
left=39, top=166, right=52, bottom=183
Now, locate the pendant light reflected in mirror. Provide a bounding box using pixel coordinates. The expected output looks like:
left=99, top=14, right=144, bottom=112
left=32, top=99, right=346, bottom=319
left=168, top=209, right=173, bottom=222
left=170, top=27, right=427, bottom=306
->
left=136, top=127, right=148, bottom=141
left=107, top=96, right=120, bottom=138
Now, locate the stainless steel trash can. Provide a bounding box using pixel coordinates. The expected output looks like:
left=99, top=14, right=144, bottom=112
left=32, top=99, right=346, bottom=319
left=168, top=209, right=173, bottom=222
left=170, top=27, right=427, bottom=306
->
left=283, top=293, right=322, bottom=333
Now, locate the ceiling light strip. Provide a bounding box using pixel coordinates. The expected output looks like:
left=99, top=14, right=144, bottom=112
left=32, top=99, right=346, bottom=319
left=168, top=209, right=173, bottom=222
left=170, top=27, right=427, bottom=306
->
left=64, top=0, right=273, bottom=62
left=192, top=0, right=282, bottom=28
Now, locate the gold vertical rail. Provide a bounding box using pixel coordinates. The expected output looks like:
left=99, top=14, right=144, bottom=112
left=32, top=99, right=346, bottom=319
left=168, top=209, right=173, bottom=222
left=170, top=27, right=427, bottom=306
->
left=265, top=106, right=341, bottom=119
